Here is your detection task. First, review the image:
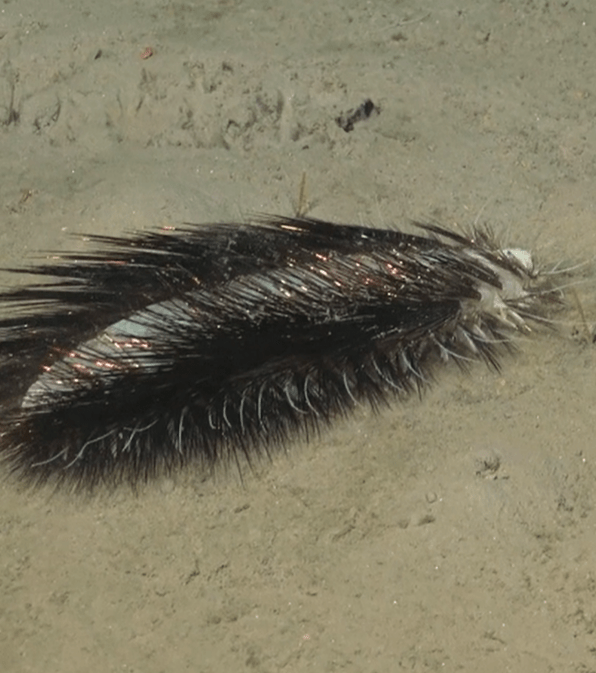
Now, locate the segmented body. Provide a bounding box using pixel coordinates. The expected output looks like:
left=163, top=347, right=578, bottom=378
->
left=0, top=216, right=560, bottom=491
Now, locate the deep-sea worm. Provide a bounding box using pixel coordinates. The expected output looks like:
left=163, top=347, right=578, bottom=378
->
left=0, top=215, right=563, bottom=492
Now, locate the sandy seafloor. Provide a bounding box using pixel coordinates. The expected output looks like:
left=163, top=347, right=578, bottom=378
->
left=1, top=1, right=596, bottom=671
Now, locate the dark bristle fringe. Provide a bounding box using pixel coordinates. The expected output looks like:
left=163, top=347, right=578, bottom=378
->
left=0, top=215, right=564, bottom=493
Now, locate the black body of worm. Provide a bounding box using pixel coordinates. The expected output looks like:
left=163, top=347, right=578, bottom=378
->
left=0, top=216, right=559, bottom=491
